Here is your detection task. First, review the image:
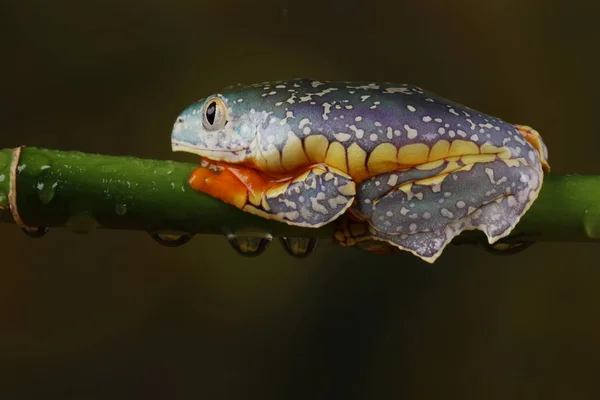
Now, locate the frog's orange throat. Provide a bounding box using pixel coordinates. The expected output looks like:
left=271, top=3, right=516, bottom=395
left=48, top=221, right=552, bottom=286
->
left=188, top=158, right=312, bottom=210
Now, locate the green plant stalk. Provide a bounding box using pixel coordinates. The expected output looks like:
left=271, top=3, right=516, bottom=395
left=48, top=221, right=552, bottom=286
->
left=1, top=147, right=599, bottom=244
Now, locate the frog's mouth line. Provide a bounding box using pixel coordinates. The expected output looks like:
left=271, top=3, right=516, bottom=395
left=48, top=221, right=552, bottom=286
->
left=171, top=140, right=249, bottom=155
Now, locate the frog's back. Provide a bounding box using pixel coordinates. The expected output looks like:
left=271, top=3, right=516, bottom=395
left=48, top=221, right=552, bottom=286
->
left=224, top=79, right=523, bottom=179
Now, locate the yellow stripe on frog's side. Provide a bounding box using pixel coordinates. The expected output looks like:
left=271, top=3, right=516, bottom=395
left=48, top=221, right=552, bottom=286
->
left=281, top=131, right=309, bottom=171
left=304, top=135, right=329, bottom=163
left=325, top=142, right=348, bottom=173
left=367, top=143, right=398, bottom=174
left=448, top=140, right=479, bottom=157
left=460, top=154, right=497, bottom=165
left=347, top=142, right=369, bottom=181
left=428, top=140, right=450, bottom=162
left=416, top=159, right=445, bottom=171
left=397, top=143, right=430, bottom=165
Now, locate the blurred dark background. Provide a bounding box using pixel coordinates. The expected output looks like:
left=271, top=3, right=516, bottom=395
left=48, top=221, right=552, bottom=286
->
left=1, top=0, right=600, bottom=398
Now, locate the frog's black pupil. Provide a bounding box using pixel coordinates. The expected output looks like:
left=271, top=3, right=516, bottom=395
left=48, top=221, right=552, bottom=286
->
left=206, top=102, right=216, bottom=125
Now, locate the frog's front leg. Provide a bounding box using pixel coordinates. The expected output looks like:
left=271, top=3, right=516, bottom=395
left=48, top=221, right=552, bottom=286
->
left=338, top=156, right=543, bottom=263
left=189, top=161, right=356, bottom=228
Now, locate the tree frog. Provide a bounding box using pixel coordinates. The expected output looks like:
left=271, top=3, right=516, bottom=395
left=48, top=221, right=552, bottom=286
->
left=171, top=79, right=549, bottom=263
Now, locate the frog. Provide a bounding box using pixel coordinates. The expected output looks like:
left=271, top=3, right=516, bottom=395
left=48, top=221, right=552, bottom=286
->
left=170, top=79, right=550, bottom=263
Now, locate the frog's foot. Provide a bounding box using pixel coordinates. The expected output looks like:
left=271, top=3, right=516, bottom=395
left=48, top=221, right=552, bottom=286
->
left=189, top=161, right=356, bottom=228
left=334, top=214, right=403, bottom=255
left=354, top=157, right=544, bottom=263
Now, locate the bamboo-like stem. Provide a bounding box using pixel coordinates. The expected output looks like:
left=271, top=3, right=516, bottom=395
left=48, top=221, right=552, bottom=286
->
left=1, top=147, right=599, bottom=246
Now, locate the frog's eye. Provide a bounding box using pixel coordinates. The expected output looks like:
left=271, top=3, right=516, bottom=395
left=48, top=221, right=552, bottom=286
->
left=202, top=97, right=228, bottom=131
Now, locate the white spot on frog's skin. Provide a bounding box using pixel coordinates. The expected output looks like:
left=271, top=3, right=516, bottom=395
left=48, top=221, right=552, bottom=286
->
left=386, top=211, right=393, bottom=217
left=400, top=207, right=410, bottom=216
left=369, top=134, right=378, bottom=141
left=322, top=102, right=332, bottom=120
left=333, top=132, right=352, bottom=142
left=17, top=164, right=26, bottom=172
left=528, top=150, right=536, bottom=163
left=457, top=130, right=467, bottom=138
left=444, top=192, right=452, bottom=198
left=36, top=183, right=44, bottom=190
left=407, top=105, right=416, bottom=112
left=275, top=84, right=286, bottom=89
left=513, top=135, right=527, bottom=146
left=448, top=131, right=456, bottom=138
left=485, top=167, right=495, bottom=183
left=438, top=127, right=445, bottom=135
left=434, top=118, right=442, bottom=123
left=374, top=121, right=382, bottom=127
left=387, top=174, right=398, bottom=186
left=409, top=223, right=417, bottom=233
left=237, top=98, right=244, bottom=103
left=423, top=212, right=431, bottom=219
left=496, top=176, right=507, bottom=185
left=349, top=125, right=364, bottom=139
left=328, top=195, right=349, bottom=208
left=355, top=116, right=362, bottom=122
left=456, top=200, right=466, bottom=209
left=440, top=208, right=454, bottom=218
left=507, top=196, right=518, bottom=207
left=299, top=87, right=338, bottom=102
left=345, top=105, right=353, bottom=110
left=394, top=129, right=401, bottom=136
left=280, top=198, right=297, bottom=209
left=449, top=108, right=459, bottom=116
left=470, top=134, right=479, bottom=141
left=347, top=83, right=380, bottom=90
left=385, top=87, right=411, bottom=94
left=279, top=110, right=295, bottom=125
left=360, top=95, right=371, bottom=102
left=386, top=127, right=393, bottom=139
left=299, top=118, right=311, bottom=129
left=404, top=124, right=418, bottom=139
left=422, top=116, right=432, bottom=122
left=311, top=80, right=325, bottom=87
left=303, top=126, right=311, bottom=135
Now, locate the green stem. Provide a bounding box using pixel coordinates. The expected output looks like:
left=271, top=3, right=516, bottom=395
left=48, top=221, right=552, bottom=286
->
left=1, top=146, right=599, bottom=244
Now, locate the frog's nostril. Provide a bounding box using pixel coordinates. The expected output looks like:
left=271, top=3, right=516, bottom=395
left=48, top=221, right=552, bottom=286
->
left=177, top=118, right=184, bottom=124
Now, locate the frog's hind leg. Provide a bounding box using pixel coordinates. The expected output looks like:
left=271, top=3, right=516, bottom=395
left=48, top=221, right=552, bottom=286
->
left=353, top=157, right=543, bottom=263
left=245, top=164, right=357, bottom=228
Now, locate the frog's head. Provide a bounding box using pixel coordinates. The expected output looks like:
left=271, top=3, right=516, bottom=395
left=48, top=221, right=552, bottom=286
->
left=514, top=124, right=550, bottom=173
left=171, top=94, right=257, bottom=164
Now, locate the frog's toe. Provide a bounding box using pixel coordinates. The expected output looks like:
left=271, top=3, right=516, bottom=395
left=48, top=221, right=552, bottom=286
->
left=245, top=165, right=356, bottom=228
